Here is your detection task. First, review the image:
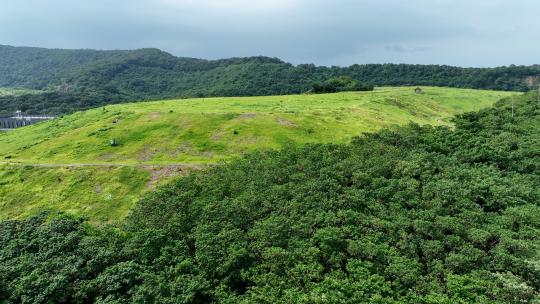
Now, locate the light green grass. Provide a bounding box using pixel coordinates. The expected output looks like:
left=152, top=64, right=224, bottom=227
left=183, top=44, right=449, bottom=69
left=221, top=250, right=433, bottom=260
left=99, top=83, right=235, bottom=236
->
left=0, top=165, right=150, bottom=223
left=0, top=87, right=517, bottom=222
left=0, top=87, right=514, bottom=164
left=0, top=87, right=42, bottom=96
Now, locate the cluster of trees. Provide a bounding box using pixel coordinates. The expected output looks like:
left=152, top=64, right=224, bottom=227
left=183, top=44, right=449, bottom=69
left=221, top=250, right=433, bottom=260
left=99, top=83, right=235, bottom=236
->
left=1, top=45, right=540, bottom=115
left=309, top=76, right=374, bottom=93
left=1, top=92, right=540, bottom=303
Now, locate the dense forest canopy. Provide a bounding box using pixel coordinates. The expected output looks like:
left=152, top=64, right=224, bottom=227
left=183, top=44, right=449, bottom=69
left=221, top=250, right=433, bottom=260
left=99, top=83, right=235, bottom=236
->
left=0, top=45, right=131, bottom=89
left=1, top=92, right=539, bottom=303
left=309, top=76, right=374, bottom=93
left=1, top=45, right=540, bottom=116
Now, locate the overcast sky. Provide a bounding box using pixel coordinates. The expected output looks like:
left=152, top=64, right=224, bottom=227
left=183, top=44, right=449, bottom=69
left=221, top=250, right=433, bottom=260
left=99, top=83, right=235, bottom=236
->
left=1, top=0, right=539, bottom=67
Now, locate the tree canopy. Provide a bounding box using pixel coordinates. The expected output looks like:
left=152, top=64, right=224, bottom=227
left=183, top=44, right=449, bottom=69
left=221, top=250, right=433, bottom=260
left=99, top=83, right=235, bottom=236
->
left=1, top=45, right=540, bottom=116
left=1, top=92, right=539, bottom=303
left=309, top=76, right=374, bottom=93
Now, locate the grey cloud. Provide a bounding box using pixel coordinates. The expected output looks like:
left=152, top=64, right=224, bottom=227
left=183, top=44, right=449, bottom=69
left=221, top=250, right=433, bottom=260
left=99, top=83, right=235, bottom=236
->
left=0, top=0, right=539, bottom=67
left=385, top=45, right=433, bottom=53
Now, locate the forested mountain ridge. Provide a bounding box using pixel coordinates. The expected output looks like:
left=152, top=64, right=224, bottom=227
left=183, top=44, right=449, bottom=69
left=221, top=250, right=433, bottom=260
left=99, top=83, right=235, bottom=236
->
left=1, top=45, right=540, bottom=115
left=1, top=92, right=539, bottom=303
left=0, top=45, right=131, bottom=89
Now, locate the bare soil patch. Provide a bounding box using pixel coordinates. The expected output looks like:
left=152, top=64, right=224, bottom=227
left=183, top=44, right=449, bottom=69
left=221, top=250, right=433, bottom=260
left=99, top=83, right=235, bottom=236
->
left=148, top=112, right=161, bottom=121
left=276, top=117, right=297, bottom=127
left=239, top=113, right=257, bottom=119
left=145, top=164, right=203, bottom=188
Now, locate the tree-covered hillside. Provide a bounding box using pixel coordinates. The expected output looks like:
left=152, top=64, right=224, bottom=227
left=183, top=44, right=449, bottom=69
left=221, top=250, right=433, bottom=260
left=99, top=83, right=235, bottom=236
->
left=1, top=92, right=539, bottom=303
left=1, top=45, right=540, bottom=116
left=0, top=45, right=130, bottom=89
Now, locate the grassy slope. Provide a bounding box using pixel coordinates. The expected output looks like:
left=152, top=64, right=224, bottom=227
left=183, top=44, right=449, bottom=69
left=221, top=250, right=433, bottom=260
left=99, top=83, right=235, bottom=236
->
left=0, top=87, right=516, bottom=222
left=0, top=166, right=149, bottom=223
left=0, top=87, right=41, bottom=97
left=0, top=87, right=514, bottom=164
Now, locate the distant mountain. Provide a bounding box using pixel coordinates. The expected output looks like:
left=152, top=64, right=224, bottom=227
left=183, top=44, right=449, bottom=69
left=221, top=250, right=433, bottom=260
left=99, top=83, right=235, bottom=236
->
left=0, top=45, right=130, bottom=88
left=1, top=45, right=539, bottom=115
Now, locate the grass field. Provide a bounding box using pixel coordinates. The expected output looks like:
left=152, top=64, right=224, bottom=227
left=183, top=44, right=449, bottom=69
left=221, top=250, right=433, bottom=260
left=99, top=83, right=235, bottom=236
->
left=0, top=164, right=198, bottom=223
left=0, top=87, right=517, bottom=222
left=0, top=87, right=41, bottom=97
left=0, top=165, right=148, bottom=222
left=0, top=87, right=514, bottom=164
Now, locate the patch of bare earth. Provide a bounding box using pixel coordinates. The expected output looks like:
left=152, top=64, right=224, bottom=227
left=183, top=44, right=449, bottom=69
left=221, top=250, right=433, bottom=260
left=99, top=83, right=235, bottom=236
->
left=201, top=151, right=214, bottom=158
left=98, top=152, right=116, bottom=161
left=211, top=132, right=223, bottom=141
left=276, top=117, right=297, bottom=127
left=171, top=142, right=214, bottom=159
left=138, top=146, right=156, bottom=162
left=148, top=112, right=161, bottom=121
left=144, top=164, right=203, bottom=188
left=139, top=146, right=167, bottom=162
left=94, top=184, right=103, bottom=194
left=173, top=142, right=195, bottom=157
left=239, top=113, right=257, bottom=119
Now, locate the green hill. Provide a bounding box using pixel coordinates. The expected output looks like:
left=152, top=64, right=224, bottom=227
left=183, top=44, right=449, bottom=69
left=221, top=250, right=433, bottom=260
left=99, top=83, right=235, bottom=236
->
left=0, top=45, right=130, bottom=89
left=0, top=87, right=513, bottom=164
left=1, top=91, right=538, bottom=303
left=1, top=45, right=539, bottom=116
left=0, top=87, right=515, bottom=222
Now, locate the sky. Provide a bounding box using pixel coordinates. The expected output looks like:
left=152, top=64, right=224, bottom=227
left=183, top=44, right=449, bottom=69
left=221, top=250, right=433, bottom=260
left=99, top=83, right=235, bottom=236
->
left=1, top=0, right=539, bottom=67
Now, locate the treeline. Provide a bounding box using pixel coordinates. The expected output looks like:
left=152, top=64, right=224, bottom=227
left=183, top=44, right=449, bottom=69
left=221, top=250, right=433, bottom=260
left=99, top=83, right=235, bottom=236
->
left=0, top=45, right=130, bottom=89
left=1, top=45, right=540, bottom=115
left=309, top=76, right=374, bottom=93
left=1, top=92, right=540, bottom=303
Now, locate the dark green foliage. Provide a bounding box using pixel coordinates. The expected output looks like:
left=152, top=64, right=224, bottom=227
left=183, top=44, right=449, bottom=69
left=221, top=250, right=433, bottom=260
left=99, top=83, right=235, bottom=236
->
left=0, top=45, right=130, bottom=89
left=310, top=76, right=374, bottom=93
left=1, top=93, right=540, bottom=302
left=1, top=45, right=540, bottom=116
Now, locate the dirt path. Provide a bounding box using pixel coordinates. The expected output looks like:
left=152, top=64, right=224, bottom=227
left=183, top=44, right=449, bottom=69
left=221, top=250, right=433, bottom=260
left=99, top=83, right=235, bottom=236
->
left=0, top=161, right=205, bottom=169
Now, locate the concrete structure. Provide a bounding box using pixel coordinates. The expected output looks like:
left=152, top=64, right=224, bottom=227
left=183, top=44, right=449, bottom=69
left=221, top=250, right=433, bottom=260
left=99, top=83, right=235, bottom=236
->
left=0, top=114, right=54, bottom=131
